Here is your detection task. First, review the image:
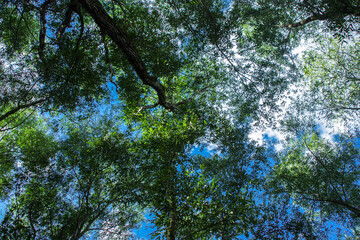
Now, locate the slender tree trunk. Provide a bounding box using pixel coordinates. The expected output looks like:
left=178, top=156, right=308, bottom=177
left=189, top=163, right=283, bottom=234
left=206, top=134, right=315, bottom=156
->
left=167, top=194, right=177, bottom=240
left=165, top=156, right=177, bottom=240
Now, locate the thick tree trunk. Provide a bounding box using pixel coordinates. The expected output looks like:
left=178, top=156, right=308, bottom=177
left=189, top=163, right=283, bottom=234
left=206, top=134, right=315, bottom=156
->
left=78, top=0, right=173, bottom=109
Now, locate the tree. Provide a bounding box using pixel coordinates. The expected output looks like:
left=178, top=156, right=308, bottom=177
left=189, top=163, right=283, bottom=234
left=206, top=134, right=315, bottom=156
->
left=1, top=0, right=212, bottom=112
left=0, top=116, right=144, bottom=239
left=0, top=112, right=58, bottom=199
left=133, top=111, right=262, bottom=239
left=0, top=0, right=296, bottom=122
left=301, top=35, right=360, bottom=122
left=268, top=132, right=360, bottom=237
left=251, top=196, right=327, bottom=240
left=2, top=0, right=360, bottom=239
left=0, top=48, right=47, bottom=130
left=265, top=26, right=360, bottom=238
left=231, top=0, right=360, bottom=38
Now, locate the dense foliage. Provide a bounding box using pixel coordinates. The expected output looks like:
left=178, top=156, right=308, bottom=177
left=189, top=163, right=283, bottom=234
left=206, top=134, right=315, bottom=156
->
left=1, top=0, right=360, bottom=239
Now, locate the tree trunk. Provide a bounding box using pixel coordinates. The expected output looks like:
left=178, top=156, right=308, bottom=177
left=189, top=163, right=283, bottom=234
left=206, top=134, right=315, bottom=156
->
left=167, top=195, right=177, bottom=240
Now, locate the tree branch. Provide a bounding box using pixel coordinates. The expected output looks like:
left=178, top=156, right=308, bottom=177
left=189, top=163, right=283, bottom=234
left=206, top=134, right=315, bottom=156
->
left=281, top=8, right=360, bottom=29
left=0, top=108, right=36, bottom=132
left=282, top=15, right=327, bottom=28
left=174, top=85, right=214, bottom=107
left=57, top=0, right=78, bottom=39
left=0, top=99, right=47, bottom=123
left=300, top=196, right=360, bottom=218
left=78, top=0, right=174, bottom=110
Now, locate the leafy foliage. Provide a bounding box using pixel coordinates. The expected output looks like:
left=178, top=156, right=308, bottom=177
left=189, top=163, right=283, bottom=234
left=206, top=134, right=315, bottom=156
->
left=0, top=117, right=144, bottom=239
left=269, top=132, right=360, bottom=237
left=302, top=36, right=360, bottom=121
left=1, top=0, right=360, bottom=239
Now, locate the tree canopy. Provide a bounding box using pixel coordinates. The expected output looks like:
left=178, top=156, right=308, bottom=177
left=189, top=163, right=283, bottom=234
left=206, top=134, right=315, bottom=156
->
left=1, top=0, right=360, bottom=239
